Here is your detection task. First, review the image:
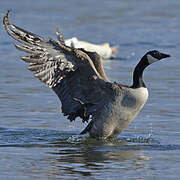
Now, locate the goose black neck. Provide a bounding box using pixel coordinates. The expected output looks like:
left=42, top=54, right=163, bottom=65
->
left=131, top=56, right=149, bottom=88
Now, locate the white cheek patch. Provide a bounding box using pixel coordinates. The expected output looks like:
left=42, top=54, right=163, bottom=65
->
left=147, top=54, right=159, bottom=64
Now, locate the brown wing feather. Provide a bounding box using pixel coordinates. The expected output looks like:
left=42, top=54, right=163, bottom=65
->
left=3, top=11, right=111, bottom=123
left=81, top=50, right=110, bottom=82
left=56, top=27, right=109, bottom=83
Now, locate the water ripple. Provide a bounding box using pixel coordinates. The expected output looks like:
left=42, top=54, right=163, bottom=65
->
left=0, top=127, right=179, bottom=152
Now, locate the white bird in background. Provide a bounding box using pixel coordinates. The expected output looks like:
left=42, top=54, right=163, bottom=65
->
left=63, top=36, right=118, bottom=59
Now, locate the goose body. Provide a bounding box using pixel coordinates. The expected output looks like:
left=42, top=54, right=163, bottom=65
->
left=86, top=86, right=149, bottom=138
left=3, top=12, right=170, bottom=139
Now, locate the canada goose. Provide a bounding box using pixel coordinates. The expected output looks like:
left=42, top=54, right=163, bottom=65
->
left=3, top=12, right=170, bottom=139
left=63, top=36, right=118, bottom=59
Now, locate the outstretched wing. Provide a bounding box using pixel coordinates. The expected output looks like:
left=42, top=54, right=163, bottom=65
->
left=3, top=11, right=111, bottom=123
left=56, top=27, right=110, bottom=82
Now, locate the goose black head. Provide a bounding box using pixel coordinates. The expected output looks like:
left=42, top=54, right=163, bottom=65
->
left=146, top=50, right=170, bottom=64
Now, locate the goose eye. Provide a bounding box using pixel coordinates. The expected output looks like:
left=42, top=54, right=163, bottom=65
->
left=153, top=51, right=160, bottom=59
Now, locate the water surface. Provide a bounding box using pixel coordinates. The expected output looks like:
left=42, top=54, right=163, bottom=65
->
left=0, top=0, right=180, bottom=179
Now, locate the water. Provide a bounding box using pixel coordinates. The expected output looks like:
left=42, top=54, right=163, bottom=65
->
left=1, top=0, right=180, bottom=179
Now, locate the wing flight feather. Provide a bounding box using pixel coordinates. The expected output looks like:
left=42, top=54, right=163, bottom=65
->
left=3, top=11, right=112, bottom=124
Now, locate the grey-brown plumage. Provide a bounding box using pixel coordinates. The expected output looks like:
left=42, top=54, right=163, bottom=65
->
left=3, top=11, right=170, bottom=139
